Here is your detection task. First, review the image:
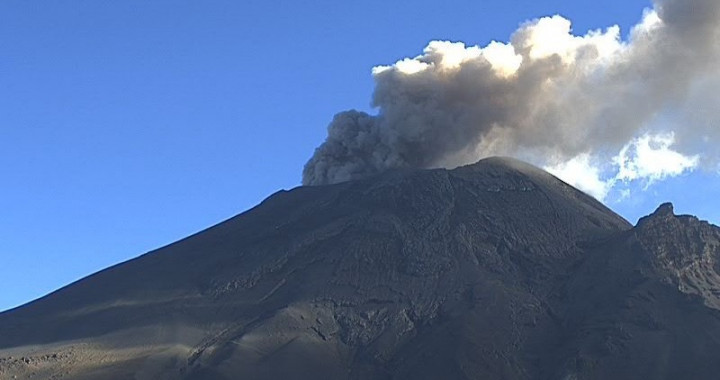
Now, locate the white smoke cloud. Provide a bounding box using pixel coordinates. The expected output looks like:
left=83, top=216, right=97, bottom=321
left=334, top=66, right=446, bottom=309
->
left=545, top=154, right=612, bottom=201
left=546, top=132, right=698, bottom=201
left=303, top=0, right=720, bottom=200
left=615, top=132, right=699, bottom=185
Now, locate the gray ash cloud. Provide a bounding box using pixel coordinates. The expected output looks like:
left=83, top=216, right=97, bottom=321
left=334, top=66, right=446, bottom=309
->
left=303, top=0, right=720, bottom=189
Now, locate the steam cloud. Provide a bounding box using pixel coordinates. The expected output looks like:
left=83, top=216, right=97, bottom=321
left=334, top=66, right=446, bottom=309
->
left=303, top=0, right=720, bottom=201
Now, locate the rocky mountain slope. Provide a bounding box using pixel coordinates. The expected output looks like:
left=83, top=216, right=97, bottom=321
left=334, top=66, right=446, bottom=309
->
left=2, top=157, right=719, bottom=379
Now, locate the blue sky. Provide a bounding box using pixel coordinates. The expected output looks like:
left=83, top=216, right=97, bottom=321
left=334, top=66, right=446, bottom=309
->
left=2, top=0, right=717, bottom=312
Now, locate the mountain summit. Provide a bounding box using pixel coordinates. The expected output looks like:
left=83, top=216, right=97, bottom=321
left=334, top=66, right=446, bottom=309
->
left=2, top=157, right=719, bottom=379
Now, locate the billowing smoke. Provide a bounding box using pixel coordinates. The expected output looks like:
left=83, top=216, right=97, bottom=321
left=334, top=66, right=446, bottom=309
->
left=303, top=0, right=720, bottom=200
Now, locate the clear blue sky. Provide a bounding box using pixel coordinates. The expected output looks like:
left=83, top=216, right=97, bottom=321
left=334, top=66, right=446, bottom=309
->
left=2, top=0, right=716, bottom=312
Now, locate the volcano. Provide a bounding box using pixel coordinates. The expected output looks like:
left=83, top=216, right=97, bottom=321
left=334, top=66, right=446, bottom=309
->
left=2, top=157, right=720, bottom=379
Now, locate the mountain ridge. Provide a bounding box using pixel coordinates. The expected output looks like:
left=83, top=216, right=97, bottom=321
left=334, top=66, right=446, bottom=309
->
left=2, top=156, right=719, bottom=380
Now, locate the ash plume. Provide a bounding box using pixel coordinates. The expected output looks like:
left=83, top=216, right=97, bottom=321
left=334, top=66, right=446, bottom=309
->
left=303, top=0, right=720, bottom=199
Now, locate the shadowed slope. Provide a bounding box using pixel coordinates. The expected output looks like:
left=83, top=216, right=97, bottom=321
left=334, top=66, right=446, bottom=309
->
left=15, top=157, right=720, bottom=379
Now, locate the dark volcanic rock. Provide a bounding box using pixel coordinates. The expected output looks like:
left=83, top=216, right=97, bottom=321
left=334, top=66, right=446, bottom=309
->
left=541, top=201, right=720, bottom=380
left=1, top=157, right=719, bottom=379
